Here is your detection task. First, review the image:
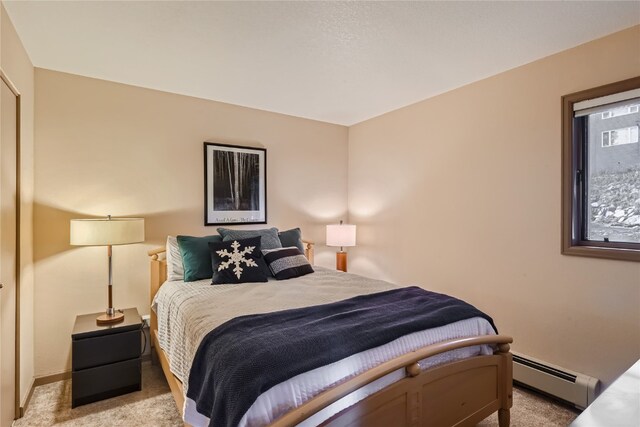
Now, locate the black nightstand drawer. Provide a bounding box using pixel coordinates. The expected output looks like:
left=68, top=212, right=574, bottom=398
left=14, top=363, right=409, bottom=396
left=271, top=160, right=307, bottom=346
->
left=71, top=308, right=143, bottom=407
left=72, top=358, right=141, bottom=407
left=73, top=329, right=141, bottom=370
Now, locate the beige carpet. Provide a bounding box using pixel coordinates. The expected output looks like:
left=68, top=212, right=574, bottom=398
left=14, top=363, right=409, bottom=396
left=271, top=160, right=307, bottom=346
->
left=14, top=362, right=182, bottom=427
left=477, top=387, right=579, bottom=426
left=15, top=362, right=579, bottom=426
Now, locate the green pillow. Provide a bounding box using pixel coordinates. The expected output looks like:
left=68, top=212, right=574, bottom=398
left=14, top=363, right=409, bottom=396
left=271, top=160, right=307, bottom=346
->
left=278, top=228, right=304, bottom=253
left=177, top=235, right=223, bottom=282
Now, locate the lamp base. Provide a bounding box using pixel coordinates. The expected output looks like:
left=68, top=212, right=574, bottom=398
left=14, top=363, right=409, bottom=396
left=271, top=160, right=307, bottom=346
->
left=96, top=311, right=124, bottom=325
left=336, top=251, right=347, bottom=272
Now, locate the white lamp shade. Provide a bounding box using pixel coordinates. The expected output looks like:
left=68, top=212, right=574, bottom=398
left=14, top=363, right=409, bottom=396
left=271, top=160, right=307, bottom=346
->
left=70, top=218, right=145, bottom=246
left=326, top=223, right=356, bottom=247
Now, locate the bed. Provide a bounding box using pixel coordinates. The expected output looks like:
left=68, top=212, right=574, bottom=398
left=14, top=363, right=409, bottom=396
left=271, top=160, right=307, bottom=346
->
left=148, top=239, right=513, bottom=427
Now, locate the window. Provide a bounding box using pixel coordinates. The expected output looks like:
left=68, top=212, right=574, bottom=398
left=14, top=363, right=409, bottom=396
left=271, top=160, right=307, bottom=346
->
left=601, top=127, right=639, bottom=147
left=562, top=77, right=640, bottom=261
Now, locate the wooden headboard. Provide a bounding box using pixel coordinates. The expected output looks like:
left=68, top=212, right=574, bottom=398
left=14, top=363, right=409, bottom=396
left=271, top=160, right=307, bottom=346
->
left=147, top=239, right=315, bottom=334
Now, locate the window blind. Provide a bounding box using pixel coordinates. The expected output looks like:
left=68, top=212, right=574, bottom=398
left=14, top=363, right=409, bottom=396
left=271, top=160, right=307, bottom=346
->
left=573, top=88, right=640, bottom=117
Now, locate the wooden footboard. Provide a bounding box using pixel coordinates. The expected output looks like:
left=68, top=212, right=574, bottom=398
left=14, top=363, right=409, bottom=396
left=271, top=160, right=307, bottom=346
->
left=148, top=243, right=513, bottom=427
left=274, top=337, right=513, bottom=427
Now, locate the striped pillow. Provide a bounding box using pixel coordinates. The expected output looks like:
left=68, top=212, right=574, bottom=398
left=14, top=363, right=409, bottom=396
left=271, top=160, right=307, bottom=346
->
left=263, top=247, right=314, bottom=280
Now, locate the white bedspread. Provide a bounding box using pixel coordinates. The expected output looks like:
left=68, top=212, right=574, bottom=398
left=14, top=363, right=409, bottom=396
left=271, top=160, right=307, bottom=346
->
left=152, top=266, right=495, bottom=427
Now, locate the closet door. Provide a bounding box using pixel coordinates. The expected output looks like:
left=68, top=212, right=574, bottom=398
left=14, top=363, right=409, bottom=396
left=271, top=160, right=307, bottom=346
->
left=0, top=78, right=17, bottom=426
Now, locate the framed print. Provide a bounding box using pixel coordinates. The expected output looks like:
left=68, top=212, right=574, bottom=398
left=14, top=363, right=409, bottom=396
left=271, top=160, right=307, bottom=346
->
left=204, top=142, right=267, bottom=225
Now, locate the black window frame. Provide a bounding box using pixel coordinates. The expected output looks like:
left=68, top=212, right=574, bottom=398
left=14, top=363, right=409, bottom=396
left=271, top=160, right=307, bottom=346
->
left=561, top=76, right=640, bottom=262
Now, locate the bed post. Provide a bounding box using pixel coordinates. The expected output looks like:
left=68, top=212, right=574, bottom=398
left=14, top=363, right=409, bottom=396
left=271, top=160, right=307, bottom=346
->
left=497, top=343, right=513, bottom=427
left=302, top=240, right=314, bottom=264
left=148, top=248, right=166, bottom=350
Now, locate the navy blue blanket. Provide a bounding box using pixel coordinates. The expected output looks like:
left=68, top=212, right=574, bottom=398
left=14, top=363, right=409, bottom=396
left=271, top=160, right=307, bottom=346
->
left=186, top=286, right=497, bottom=427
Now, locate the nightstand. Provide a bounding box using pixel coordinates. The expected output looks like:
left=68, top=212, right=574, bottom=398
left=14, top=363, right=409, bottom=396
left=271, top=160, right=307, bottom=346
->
left=71, top=307, right=142, bottom=407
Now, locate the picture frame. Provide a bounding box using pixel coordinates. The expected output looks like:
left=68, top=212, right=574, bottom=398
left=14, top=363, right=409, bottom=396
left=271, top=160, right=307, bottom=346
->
left=204, top=142, right=267, bottom=225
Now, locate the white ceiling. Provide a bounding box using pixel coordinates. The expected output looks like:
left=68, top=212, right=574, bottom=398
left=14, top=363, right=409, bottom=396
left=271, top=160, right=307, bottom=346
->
left=3, top=1, right=639, bottom=125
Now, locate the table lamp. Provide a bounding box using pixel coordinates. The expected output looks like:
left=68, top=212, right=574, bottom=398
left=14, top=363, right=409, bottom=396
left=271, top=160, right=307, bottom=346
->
left=326, top=220, right=356, bottom=272
left=70, top=215, right=145, bottom=325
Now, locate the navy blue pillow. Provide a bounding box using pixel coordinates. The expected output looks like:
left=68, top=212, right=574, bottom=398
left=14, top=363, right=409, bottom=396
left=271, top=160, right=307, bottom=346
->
left=278, top=228, right=304, bottom=253
left=209, top=237, right=268, bottom=284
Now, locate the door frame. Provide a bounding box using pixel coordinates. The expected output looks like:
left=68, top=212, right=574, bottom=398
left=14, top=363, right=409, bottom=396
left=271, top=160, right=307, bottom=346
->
left=0, top=67, right=21, bottom=420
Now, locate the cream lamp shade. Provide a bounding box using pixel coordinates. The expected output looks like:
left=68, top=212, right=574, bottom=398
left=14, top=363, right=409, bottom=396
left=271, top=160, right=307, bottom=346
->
left=326, top=223, right=356, bottom=248
left=69, top=216, right=144, bottom=325
left=70, top=218, right=145, bottom=246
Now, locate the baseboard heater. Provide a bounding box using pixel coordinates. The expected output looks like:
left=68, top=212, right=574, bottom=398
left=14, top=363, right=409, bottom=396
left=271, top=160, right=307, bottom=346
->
left=512, top=352, right=599, bottom=409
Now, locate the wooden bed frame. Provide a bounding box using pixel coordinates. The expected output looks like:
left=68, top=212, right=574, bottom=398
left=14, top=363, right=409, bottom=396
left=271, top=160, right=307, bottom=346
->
left=148, top=241, right=513, bottom=427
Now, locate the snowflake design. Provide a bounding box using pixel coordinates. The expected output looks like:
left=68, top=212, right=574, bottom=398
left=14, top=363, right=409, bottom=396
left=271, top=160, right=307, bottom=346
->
left=216, top=240, right=259, bottom=279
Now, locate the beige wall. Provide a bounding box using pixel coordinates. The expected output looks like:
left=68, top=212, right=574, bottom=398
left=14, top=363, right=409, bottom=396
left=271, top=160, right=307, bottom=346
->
left=33, top=69, right=348, bottom=376
left=348, top=25, right=640, bottom=387
left=1, top=3, right=35, bottom=408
